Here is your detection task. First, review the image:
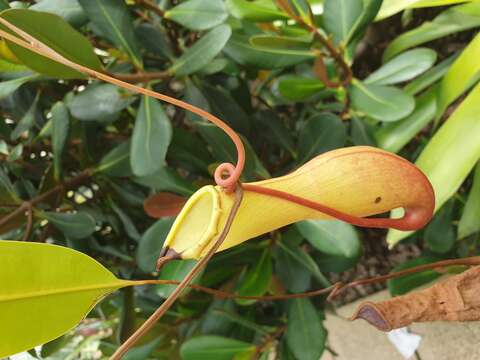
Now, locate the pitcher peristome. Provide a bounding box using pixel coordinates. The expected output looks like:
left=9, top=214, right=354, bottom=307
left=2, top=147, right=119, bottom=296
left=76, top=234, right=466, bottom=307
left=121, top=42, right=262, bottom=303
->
left=160, top=146, right=435, bottom=260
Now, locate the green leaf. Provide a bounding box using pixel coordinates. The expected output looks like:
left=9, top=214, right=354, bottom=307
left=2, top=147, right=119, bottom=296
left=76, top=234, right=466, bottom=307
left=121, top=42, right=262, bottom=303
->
left=0, top=0, right=9, bottom=11
left=136, top=218, right=174, bottom=273
left=40, top=335, right=70, bottom=358
left=387, top=82, right=480, bottom=246
left=170, top=24, right=231, bottom=76
left=0, top=9, right=102, bottom=78
left=297, top=113, right=346, bottom=164
left=10, top=93, right=39, bottom=141
left=458, top=163, right=480, bottom=239
left=124, top=338, right=163, bottom=360
left=67, top=84, right=132, bottom=122
left=0, top=241, right=129, bottom=358
left=351, top=116, right=376, bottom=146
left=296, top=220, right=361, bottom=259
left=224, top=33, right=310, bottom=69
left=135, top=23, right=173, bottom=60
left=131, top=96, right=172, bottom=177
left=350, top=80, right=415, bottom=122
left=286, top=298, right=326, bottom=360
left=254, top=110, right=296, bottom=157
left=135, top=166, right=196, bottom=196
left=249, top=35, right=316, bottom=57
left=184, top=79, right=211, bottom=123
left=425, top=201, right=455, bottom=253
left=236, top=249, right=273, bottom=305
left=366, top=48, right=437, bottom=85
left=165, top=0, right=228, bottom=31
left=96, top=141, right=132, bottom=177
left=156, top=259, right=199, bottom=298
left=226, top=0, right=288, bottom=21
left=277, top=76, right=325, bottom=101
left=30, top=0, right=88, bottom=27
left=436, top=32, right=480, bottom=119
left=0, top=75, right=37, bottom=100
left=377, top=0, right=472, bottom=20
left=111, top=200, right=141, bottom=242
left=51, top=102, right=70, bottom=180
left=323, top=0, right=363, bottom=45
left=376, top=87, right=437, bottom=153
left=274, top=234, right=311, bottom=293
left=387, top=256, right=442, bottom=296
left=180, top=336, right=255, bottom=360
left=345, top=0, right=383, bottom=44
left=78, top=0, right=142, bottom=68
left=43, top=211, right=96, bottom=239
left=383, top=2, right=480, bottom=60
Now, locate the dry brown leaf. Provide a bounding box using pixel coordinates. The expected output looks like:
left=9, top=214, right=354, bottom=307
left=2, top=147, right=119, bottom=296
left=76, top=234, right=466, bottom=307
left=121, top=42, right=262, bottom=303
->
left=143, top=192, right=187, bottom=218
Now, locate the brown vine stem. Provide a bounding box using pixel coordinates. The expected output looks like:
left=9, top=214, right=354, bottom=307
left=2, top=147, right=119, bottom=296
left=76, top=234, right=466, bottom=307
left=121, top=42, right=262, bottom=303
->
left=0, top=169, right=92, bottom=231
left=110, top=185, right=244, bottom=359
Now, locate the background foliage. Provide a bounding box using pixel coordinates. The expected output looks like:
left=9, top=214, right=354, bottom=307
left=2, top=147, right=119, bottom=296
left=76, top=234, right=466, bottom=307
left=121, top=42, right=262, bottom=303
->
left=1, top=0, right=480, bottom=359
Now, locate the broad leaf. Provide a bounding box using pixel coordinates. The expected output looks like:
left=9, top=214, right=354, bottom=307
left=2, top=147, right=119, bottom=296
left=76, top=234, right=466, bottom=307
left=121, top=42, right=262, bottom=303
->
left=131, top=96, right=172, bottom=177
left=286, top=298, right=326, bottom=360
left=156, top=259, right=199, bottom=298
left=377, top=0, right=472, bottom=20
left=387, top=82, right=480, bottom=245
left=277, top=76, right=325, bottom=101
left=30, top=0, right=87, bottom=26
left=458, top=163, right=480, bottom=239
left=0, top=241, right=129, bottom=358
left=136, top=218, right=175, bottom=273
left=350, top=80, right=415, bottom=122
left=0, top=75, right=37, bottom=100
left=424, top=201, right=455, bottom=253
left=144, top=192, right=187, bottom=219
left=236, top=249, right=273, bottom=305
left=0, top=9, right=102, bottom=78
left=43, top=211, right=96, bottom=239
left=323, top=0, right=363, bottom=45
left=135, top=166, right=196, bottom=196
left=249, top=35, right=316, bottom=57
left=10, top=93, right=38, bottom=141
left=95, top=141, right=132, bottom=177
left=297, top=113, right=346, bottom=164
left=180, top=336, right=255, bottom=360
left=78, top=0, right=142, bottom=68
left=366, top=48, right=437, bottom=85
left=226, top=0, right=288, bottom=21
left=170, top=24, right=231, bottom=76
left=51, top=102, right=70, bottom=180
left=165, top=0, right=228, bottom=31
left=383, top=3, right=480, bottom=61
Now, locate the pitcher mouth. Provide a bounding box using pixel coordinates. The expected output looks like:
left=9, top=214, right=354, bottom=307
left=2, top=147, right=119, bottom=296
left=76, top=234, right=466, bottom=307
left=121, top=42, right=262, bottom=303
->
left=161, top=185, right=222, bottom=260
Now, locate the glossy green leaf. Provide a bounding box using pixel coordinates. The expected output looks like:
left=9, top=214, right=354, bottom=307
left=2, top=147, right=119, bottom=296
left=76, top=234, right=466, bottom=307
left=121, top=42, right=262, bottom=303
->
left=366, top=48, right=437, bottom=85
left=377, top=0, right=472, bottom=20
left=135, top=23, right=173, bottom=60
left=156, top=259, right=199, bottom=298
left=323, top=0, right=363, bottom=45
left=436, top=32, right=480, bottom=118
left=135, top=166, right=196, bottom=196
left=95, top=141, right=132, bottom=177
left=236, top=249, right=273, bottom=305
left=226, top=0, right=288, bottom=21
left=136, top=218, right=175, bottom=273
left=180, top=336, right=255, bottom=360
left=0, top=0, right=8, bottom=11
left=131, top=96, right=172, bottom=177
left=224, top=33, right=310, bottom=69
left=165, top=0, right=228, bottom=31
left=351, top=116, right=376, bottom=146
left=67, top=84, right=132, bottom=122
left=249, top=35, right=316, bottom=57
left=376, top=87, right=437, bottom=153
left=458, top=163, right=480, bottom=239
left=387, top=82, right=480, bottom=245
left=296, top=220, right=361, bottom=258
left=0, top=9, right=102, bottom=78
left=30, top=0, right=87, bottom=26
left=0, top=241, right=129, bottom=358
left=254, top=110, right=296, bottom=157
left=0, top=75, right=37, bottom=100
left=43, top=211, right=96, bottom=239
left=297, top=113, right=346, bottom=164
left=425, top=201, right=455, bottom=253
left=124, top=338, right=162, bottom=360
left=10, top=93, right=38, bottom=141
left=387, top=256, right=442, bottom=296
left=78, top=0, right=142, bottom=68
left=345, top=0, right=383, bottom=44
left=170, top=24, right=231, bottom=76
left=383, top=3, right=480, bottom=61
left=277, top=75, right=325, bottom=101
left=51, top=102, right=70, bottom=180
left=286, top=298, right=326, bottom=360
left=350, top=80, right=415, bottom=122
left=111, top=200, right=141, bottom=242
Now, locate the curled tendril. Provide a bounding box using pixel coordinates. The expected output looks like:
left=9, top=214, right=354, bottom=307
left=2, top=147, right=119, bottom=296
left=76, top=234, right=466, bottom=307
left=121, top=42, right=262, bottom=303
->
left=0, top=18, right=245, bottom=193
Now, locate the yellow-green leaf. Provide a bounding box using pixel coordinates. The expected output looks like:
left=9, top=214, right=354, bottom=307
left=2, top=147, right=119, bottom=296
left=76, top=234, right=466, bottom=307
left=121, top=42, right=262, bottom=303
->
left=377, top=0, right=473, bottom=20
left=0, top=241, right=131, bottom=358
left=387, top=82, right=480, bottom=246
